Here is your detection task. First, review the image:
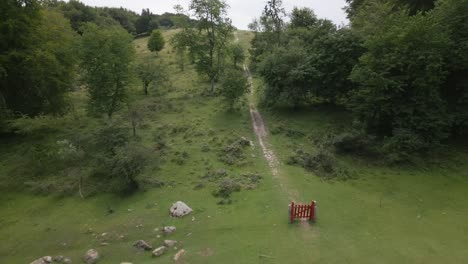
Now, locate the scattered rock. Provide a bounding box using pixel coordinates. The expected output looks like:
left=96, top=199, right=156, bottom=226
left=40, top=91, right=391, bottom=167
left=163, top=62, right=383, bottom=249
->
left=163, top=226, right=176, bottom=234
left=30, top=256, right=52, bottom=264
left=164, top=240, right=178, bottom=247
left=152, top=246, right=167, bottom=257
left=170, top=201, right=193, bottom=217
left=83, top=249, right=99, bottom=264
left=63, top=258, right=72, bottom=264
left=100, top=242, right=109, bottom=246
left=120, top=263, right=132, bottom=264
left=133, top=240, right=153, bottom=251
left=53, top=256, right=64, bottom=262
left=174, top=249, right=186, bottom=262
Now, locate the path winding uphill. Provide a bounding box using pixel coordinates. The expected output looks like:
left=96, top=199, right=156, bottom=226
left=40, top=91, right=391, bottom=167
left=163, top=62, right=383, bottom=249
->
left=236, top=30, right=300, bottom=202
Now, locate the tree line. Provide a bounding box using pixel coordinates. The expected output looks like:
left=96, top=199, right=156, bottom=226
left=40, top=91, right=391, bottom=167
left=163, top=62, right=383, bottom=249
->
left=250, top=0, right=468, bottom=162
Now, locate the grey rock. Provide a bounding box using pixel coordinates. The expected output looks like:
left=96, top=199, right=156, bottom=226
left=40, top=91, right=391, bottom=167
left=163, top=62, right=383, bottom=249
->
left=133, top=240, right=152, bottom=250
left=164, top=240, right=178, bottom=247
left=63, top=258, right=72, bottom=264
left=152, top=246, right=166, bottom=257
left=30, top=256, right=52, bottom=264
left=173, top=249, right=186, bottom=262
left=83, top=249, right=99, bottom=264
left=53, top=255, right=64, bottom=262
left=163, top=226, right=176, bottom=234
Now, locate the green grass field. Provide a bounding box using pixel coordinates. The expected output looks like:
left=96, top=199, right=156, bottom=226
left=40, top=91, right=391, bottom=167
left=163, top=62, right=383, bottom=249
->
left=0, top=30, right=467, bottom=264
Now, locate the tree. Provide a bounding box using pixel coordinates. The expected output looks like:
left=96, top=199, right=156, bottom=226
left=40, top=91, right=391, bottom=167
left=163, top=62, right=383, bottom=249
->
left=258, top=40, right=312, bottom=107
left=262, top=0, right=286, bottom=44
left=186, top=0, right=234, bottom=95
left=348, top=10, right=451, bottom=154
left=147, top=30, right=165, bottom=53
left=136, top=56, right=169, bottom=95
left=80, top=23, right=135, bottom=118
left=58, top=0, right=97, bottom=33
left=0, top=3, right=77, bottom=117
left=220, top=68, right=249, bottom=109
left=135, top=8, right=155, bottom=34
left=230, top=43, right=245, bottom=68
left=290, top=7, right=318, bottom=29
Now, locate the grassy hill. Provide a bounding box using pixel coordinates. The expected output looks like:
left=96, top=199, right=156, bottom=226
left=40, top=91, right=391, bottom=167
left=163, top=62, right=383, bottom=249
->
left=0, top=30, right=467, bottom=263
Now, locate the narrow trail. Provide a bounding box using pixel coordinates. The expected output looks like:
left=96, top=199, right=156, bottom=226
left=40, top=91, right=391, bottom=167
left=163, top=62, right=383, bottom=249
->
left=236, top=32, right=315, bottom=238
left=243, top=64, right=300, bottom=202
left=233, top=32, right=301, bottom=202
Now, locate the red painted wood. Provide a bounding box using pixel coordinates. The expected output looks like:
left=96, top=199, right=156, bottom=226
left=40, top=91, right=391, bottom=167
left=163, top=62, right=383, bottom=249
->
left=290, top=202, right=295, bottom=222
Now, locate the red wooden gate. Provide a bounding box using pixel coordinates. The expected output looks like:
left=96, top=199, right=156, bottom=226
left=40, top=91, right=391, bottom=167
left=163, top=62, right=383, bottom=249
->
left=289, top=201, right=316, bottom=223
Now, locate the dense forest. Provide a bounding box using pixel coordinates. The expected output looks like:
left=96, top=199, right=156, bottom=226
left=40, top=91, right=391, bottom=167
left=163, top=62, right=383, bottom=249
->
left=250, top=0, right=468, bottom=162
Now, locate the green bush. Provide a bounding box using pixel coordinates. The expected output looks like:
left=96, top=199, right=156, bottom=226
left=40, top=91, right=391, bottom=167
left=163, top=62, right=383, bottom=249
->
left=212, top=178, right=241, bottom=198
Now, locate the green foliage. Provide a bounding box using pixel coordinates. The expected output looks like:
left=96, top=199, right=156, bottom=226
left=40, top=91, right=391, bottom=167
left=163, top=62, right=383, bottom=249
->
left=136, top=56, right=169, bottom=95
left=104, top=143, right=151, bottom=194
left=290, top=7, right=318, bottom=28
left=80, top=23, right=135, bottom=118
left=258, top=40, right=311, bottom=106
left=349, top=9, right=451, bottom=154
left=0, top=4, right=77, bottom=117
left=174, top=0, right=234, bottom=95
left=220, top=68, right=249, bottom=108
left=230, top=43, right=245, bottom=67
left=147, top=30, right=165, bottom=52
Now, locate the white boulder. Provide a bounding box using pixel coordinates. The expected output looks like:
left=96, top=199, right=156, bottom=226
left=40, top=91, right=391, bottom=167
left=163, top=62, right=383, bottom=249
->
left=170, top=201, right=193, bottom=217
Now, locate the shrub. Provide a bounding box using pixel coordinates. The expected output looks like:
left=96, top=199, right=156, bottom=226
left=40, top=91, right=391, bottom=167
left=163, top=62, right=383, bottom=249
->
left=105, top=143, right=151, bottom=194
left=380, top=128, right=428, bottom=164
left=287, top=148, right=350, bottom=180
left=332, top=131, right=374, bottom=155
left=212, top=178, right=241, bottom=198
left=219, top=137, right=250, bottom=165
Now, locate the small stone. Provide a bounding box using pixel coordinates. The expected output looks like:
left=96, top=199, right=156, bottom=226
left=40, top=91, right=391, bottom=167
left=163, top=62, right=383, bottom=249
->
left=43, top=256, right=52, bottom=263
left=63, top=258, right=72, bottom=264
left=133, top=240, right=153, bottom=251
left=154, top=228, right=159, bottom=232
left=120, top=263, right=133, bottom=264
left=164, top=240, right=178, bottom=247
left=173, top=249, right=186, bottom=262
left=100, top=242, right=109, bottom=246
left=163, top=226, right=176, bottom=234
left=152, top=246, right=166, bottom=257
left=83, top=249, right=99, bottom=264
